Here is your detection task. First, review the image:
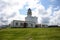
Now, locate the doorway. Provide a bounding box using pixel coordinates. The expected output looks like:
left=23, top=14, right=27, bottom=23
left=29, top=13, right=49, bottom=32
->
left=24, top=23, right=28, bottom=28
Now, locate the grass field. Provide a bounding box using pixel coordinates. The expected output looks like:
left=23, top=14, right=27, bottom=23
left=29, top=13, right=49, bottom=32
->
left=0, top=28, right=60, bottom=40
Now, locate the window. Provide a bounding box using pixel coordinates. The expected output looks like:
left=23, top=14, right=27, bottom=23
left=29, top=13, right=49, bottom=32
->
left=31, top=24, right=33, bottom=27
left=16, top=22, right=18, bottom=26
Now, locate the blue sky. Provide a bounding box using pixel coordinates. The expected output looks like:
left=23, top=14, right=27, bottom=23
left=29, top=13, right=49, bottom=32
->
left=0, top=0, right=60, bottom=26
left=20, top=0, right=60, bottom=15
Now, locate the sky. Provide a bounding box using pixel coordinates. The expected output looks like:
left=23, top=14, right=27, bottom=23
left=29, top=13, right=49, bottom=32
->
left=0, top=0, right=60, bottom=26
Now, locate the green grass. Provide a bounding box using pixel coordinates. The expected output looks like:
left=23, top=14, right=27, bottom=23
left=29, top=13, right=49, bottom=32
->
left=0, top=28, right=60, bottom=40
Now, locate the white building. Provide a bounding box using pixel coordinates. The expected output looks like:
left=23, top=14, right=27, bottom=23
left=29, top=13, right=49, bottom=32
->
left=10, top=20, right=35, bottom=28
left=25, top=8, right=37, bottom=24
left=10, top=8, right=38, bottom=28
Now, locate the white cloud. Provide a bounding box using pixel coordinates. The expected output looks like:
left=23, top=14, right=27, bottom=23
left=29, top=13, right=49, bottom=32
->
left=0, top=0, right=28, bottom=26
left=26, top=0, right=39, bottom=9
left=0, top=0, right=53, bottom=26
left=0, top=0, right=60, bottom=26
left=0, top=0, right=41, bottom=26
left=49, top=10, right=60, bottom=25
left=46, top=6, right=52, bottom=16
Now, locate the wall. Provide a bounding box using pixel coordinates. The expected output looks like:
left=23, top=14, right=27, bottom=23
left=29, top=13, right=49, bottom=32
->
left=10, top=20, right=35, bottom=28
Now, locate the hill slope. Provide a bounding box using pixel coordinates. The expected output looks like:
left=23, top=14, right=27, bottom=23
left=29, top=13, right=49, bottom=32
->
left=0, top=28, right=60, bottom=40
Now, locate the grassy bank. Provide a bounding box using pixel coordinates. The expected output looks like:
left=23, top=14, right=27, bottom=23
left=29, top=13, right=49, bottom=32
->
left=0, top=28, right=60, bottom=40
